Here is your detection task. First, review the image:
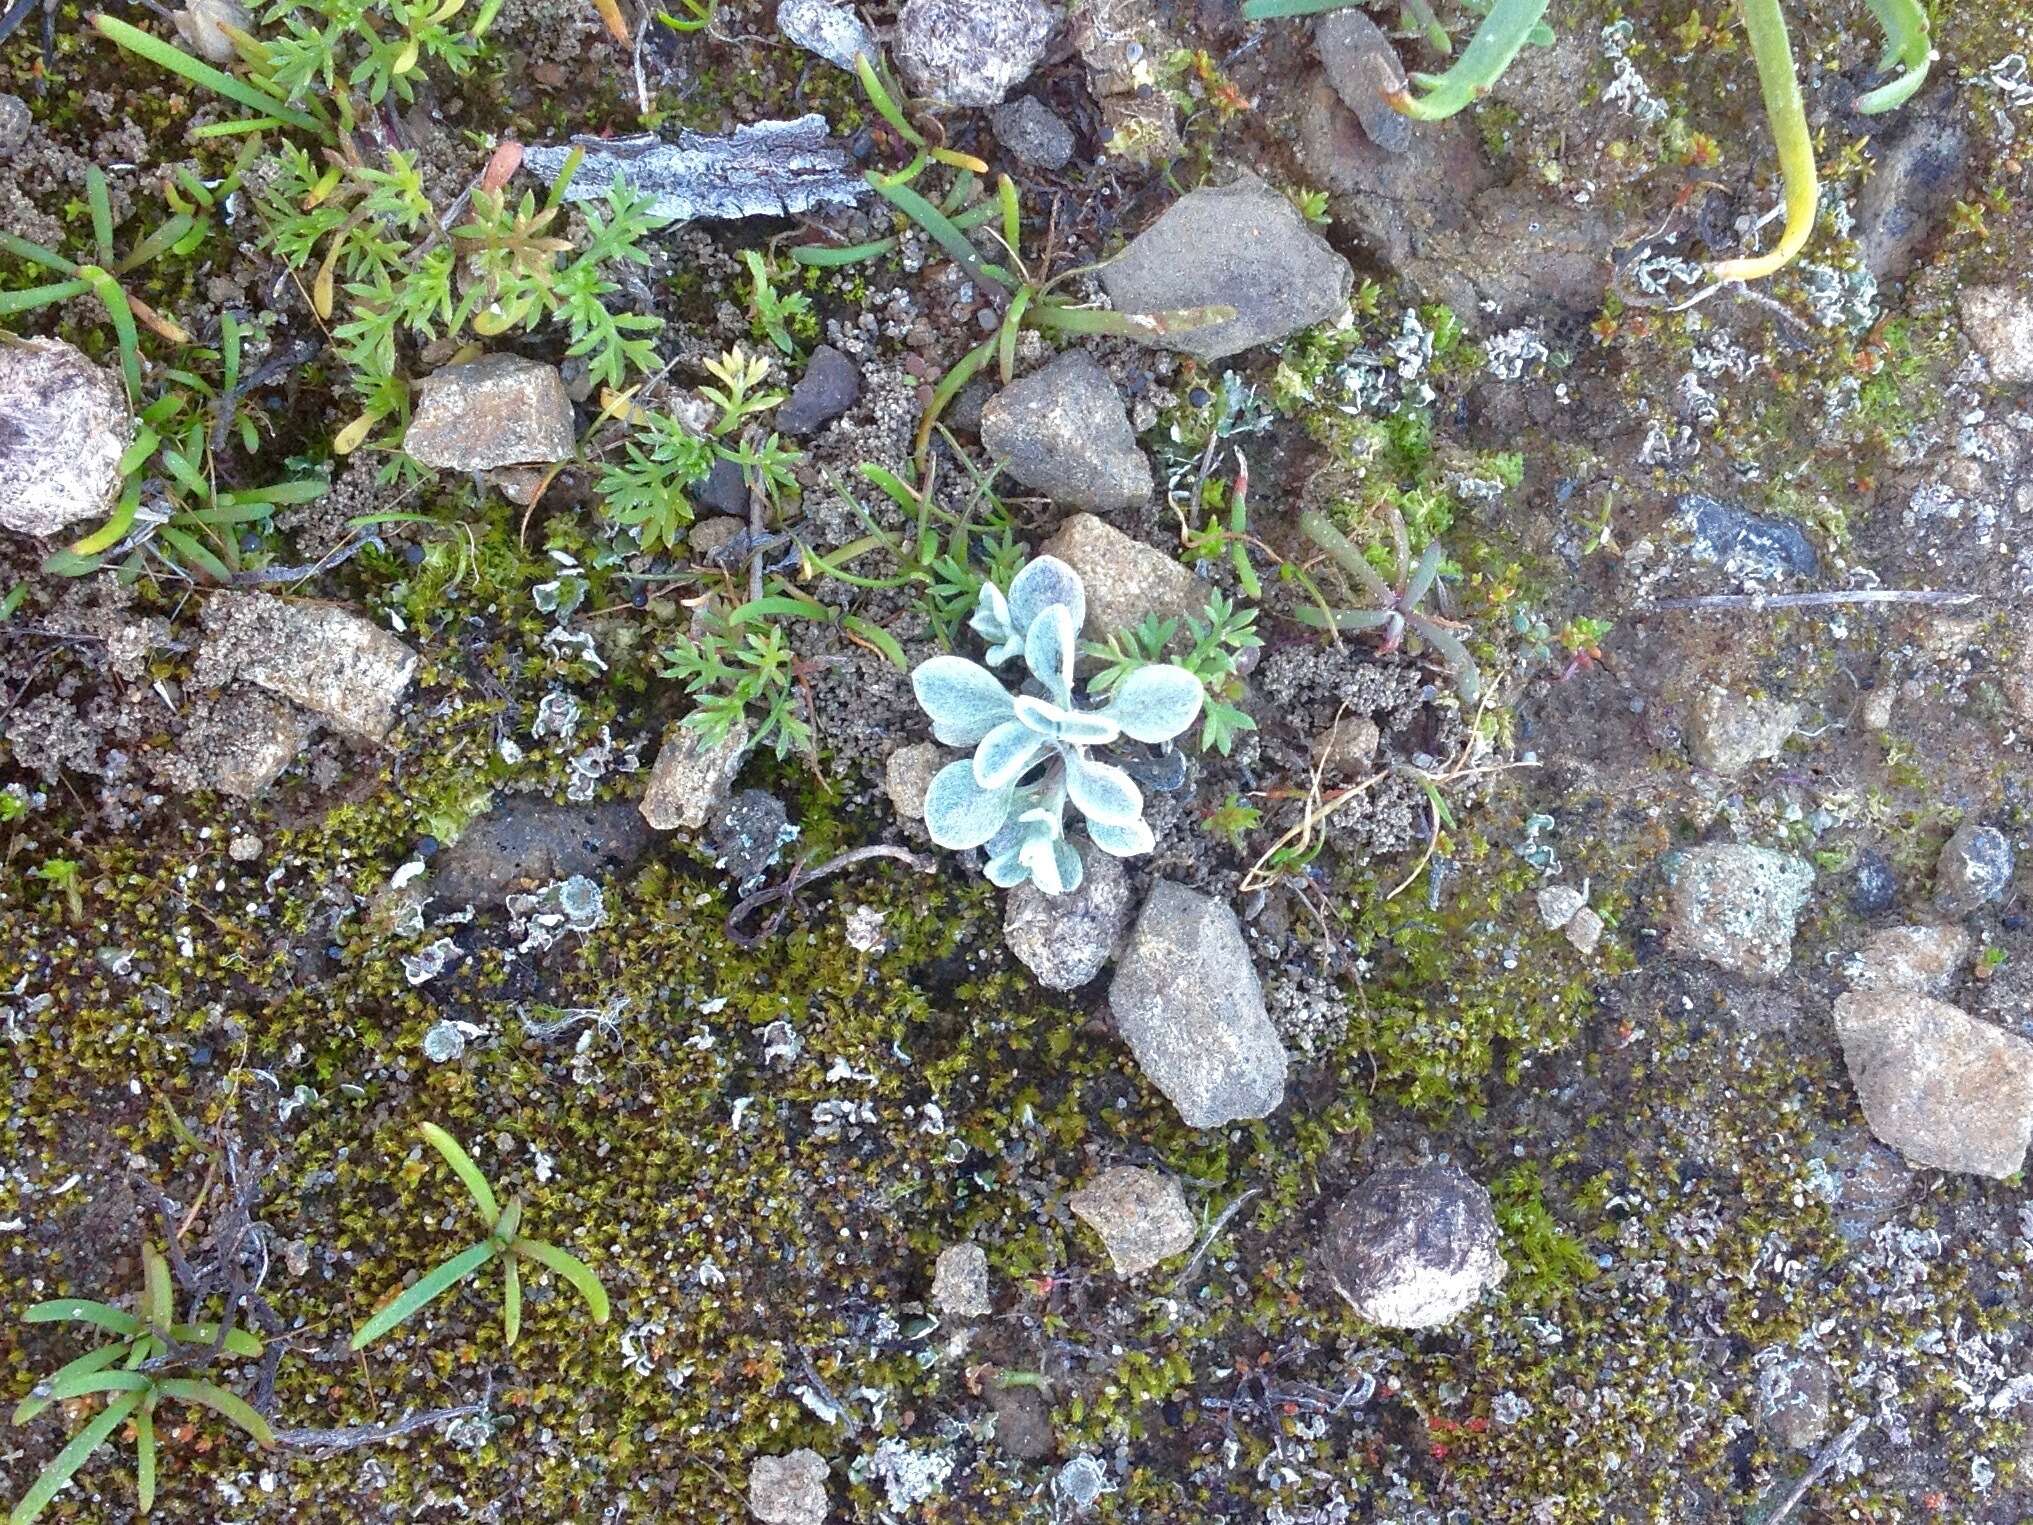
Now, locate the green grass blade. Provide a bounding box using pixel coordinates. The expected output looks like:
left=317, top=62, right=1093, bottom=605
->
left=916, top=334, right=997, bottom=459
left=503, top=1256, right=521, bottom=1347
left=512, top=1239, right=609, bottom=1324
left=115, top=214, right=197, bottom=276
left=154, top=1379, right=275, bottom=1447
left=157, top=523, right=235, bottom=581
left=0, top=279, right=92, bottom=316
left=866, top=172, right=1010, bottom=297
left=350, top=1241, right=497, bottom=1350
left=12, top=1346, right=125, bottom=1425
left=1241, top=0, right=1360, bottom=15
left=0, top=232, right=78, bottom=276
left=1029, top=300, right=1236, bottom=339
left=8, top=1389, right=144, bottom=1525
left=854, top=51, right=925, bottom=148
left=841, top=614, right=907, bottom=669
left=75, top=266, right=143, bottom=400
left=135, top=1409, right=156, bottom=1514
left=45, top=1369, right=149, bottom=1403
left=24, top=1301, right=143, bottom=1338
left=90, top=15, right=321, bottom=134
left=141, top=1245, right=173, bottom=1330
left=727, top=593, right=830, bottom=624
left=167, top=1323, right=264, bottom=1358
left=85, top=169, right=115, bottom=267
left=418, top=1123, right=501, bottom=1226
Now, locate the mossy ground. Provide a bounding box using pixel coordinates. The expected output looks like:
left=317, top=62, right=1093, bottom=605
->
left=5, top=0, right=2033, bottom=1520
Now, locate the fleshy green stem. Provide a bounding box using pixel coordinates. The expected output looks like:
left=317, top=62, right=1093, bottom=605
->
left=1709, top=0, right=1818, bottom=282
left=1385, top=0, right=1548, bottom=120
left=1857, top=0, right=1931, bottom=114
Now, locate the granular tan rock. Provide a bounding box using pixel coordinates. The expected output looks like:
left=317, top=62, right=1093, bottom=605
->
left=159, top=686, right=316, bottom=799
left=1041, top=513, right=1210, bottom=641
left=1318, top=1162, right=1505, bottom=1328
left=1068, top=1166, right=1194, bottom=1277
left=1850, top=924, right=1970, bottom=996
left=403, top=353, right=576, bottom=471
left=640, top=719, right=751, bottom=832
left=1836, top=991, right=2033, bottom=1178
left=196, top=593, right=418, bottom=742
left=931, top=1241, right=992, bottom=1318
left=748, top=1448, right=829, bottom=1525
left=884, top=741, right=947, bottom=822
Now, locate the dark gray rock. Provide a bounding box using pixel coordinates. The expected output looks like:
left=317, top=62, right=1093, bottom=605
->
left=984, top=1376, right=1054, bottom=1459
left=979, top=352, right=1151, bottom=511
left=1662, top=844, right=1815, bottom=981
left=1318, top=1163, right=1506, bottom=1328
left=1851, top=851, right=1898, bottom=915
left=430, top=801, right=653, bottom=907
left=708, top=788, right=790, bottom=886
left=1934, top=820, right=2014, bottom=917
left=1315, top=10, right=1410, bottom=154
left=1837, top=990, right=2033, bottom=1178
left=0, top=337, right=133, bottom=538
left=989, top=96, right=1075, bottom=170
left=1004, top=841, right=1133, bottom=990
left=0, top=93, right=29, bottom=159
left=1108, top=881, right=1287, bottom=1127
left=697, top=457, right=748, bottom=517
left=404, top=354, right=576, bottom=472
left=523, top=120, right=865, bottom=224
left=776, top=344, right=861, bottom=436
left=1677, top=493, right=1820, bottom=580
left=1856, top=90, right=1969, bottom=281
left=896, top=0, right=1056, bottom=107
left=1098, top=174, right=1353, bottom=360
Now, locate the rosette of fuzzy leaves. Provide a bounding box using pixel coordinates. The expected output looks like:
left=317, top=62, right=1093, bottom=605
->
left=911, top=556, right=1202, bottom=895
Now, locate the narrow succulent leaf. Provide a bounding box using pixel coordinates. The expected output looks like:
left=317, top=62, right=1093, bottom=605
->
left=512, top=1240, right=611, bottom=1324
left=13, top=1345, right=126, bottom=1424
left=1296, top=509, right=1396, bottom=604
left=168, top=1324, right=263, bottom=1358
left=1385, top=0, right=1549, bottom=119
left=24, top=1301, right=142, bottom=1338
left=973, top=719, right=1046, bottom=790
left=1003, top=556, right=1084, bottom=644
left=350, top=1241, right=497, bottom=1350
left=44, top=1369, right=149, bottom=1402
left=418, top=1122, right=503, bottom=1226
left=1402, top=540, right=1446, bottom=606
left=503, top=1257, right=522, bottom=1347
left=1292, top=605, right=1394, bottom=633
left=155, top=1379, right=276, bottom=1446
left=9, top=1388, right=145, bottom=1525
left=911, top=656, right=1015, bottom=746
left=141, top=1245, right=173, bottom=1330
left=135, top=1407, right=156, bottom=1514
left=1707, top=0, right=1817, bottom=281
left=90, top=15, right=321, bottom=133
left=923, top=759, right=1016, bottom=850
left=1104, top=664, right=1205, bottom=744
left=1085, top=814, right=1157, bottom=858
left=1063, top=753, right=1143, bottom=830
left=1406, top=613, right=1483, bottom=704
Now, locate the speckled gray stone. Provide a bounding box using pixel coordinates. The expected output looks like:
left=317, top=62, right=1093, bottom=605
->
left=195, top=593, right=418, bottom=742
left=980, top=352, right=1151, bottom=512
left=748, top=1448, right=829, bottom=1525
left=896, top=0, right=1056, bottom=107
left=1837, top=991, right=2033, bottom=1178
left=1040, top=513, right=1209, bottom=641
left=1068, top=1166, right=1194, bottom=1276
left=1933, top=820, right=2014, bottom=917
left=0, top=338, right=133, bottom=538
left=1318, top=1163, right=1506, bottom=1329
left=1662, top=844, right=1815, bottom=981
left=1004, top=840, right=1132, bottom=990
left=640, top=719, right=751, bottom=833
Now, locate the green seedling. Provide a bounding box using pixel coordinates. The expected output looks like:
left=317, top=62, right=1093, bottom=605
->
left=352, top=1124, right=609, bottom=1351
left=1086, top=594, right=1263, bottom=757
left=1858, top=0, right=1931, bottom=113
left=0, top=167, right=200, bottom=399
left=9, top=1244, right=271, bottom=1524
left=1709, top=0, right=1817, bottom=283
left=1294, top=508, right=1481, bottom=704
left=1382, top=0, right=1551, bottom=120
left=596, top=406, right=712, bottom=554
left=742, top=250, right=814, bottom=357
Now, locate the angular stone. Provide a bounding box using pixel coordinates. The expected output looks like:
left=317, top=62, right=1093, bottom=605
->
left=1933, top=820, right=2014, bottom=917
left=1686, top=686, right=1802, bottom=774
left=931, top=1241, right=992, bottom=1318
left=1318, top=1163, right=1506, bottom=1329
left=1068, top=1165, right=1194, bottom=1277
left=1850, top=924, right=1970, bottom=996
left=174, top=0, right=250, bottom=62
left=195, top=592, right=418, bottom=741
left=1310, top=713, right=1379, bottom=777
left=1564, top=905, right=1604, bottom=956
left=1960, top=284, right=2033, bottom=385
left=775, top=344, right=860, bottom=436
left=403, top=354, right=575, bottom=471
left=775, top=0, right=875, bottom=71
left=1662, top=844, right=1815, bottom=981
left=1857, top=91, right=1968, bottom=281
left=1004, top=840, right=1133, bottom=990
left=1108, top=881, right=1287, bottom=1127
left=1040, top=512, right=1209, bottom=641
left=884, top=741, right=947, bottom=822
left=980, top=352, right=1151, bottom=512
left=160, top=686, right=316, bottom=799
left=748, top=1448, right=829, bottom=1525
left=0, top=337, right=133, bottom=538
left=1836, top=991, right=2033, bottom=1178
left=989, top=96, right=1075, bottom=170
left=1757, top=1350, right=1833, bottom=1452
left=895, top=0, right=1055, bottom=108
left=1098, top=175, right=1353, bottom=360
left=1315, top=9, right=1410, bottom=153
left=640, top=719, right=751, bottom=832
left=1676, top=494, right=1819, bottom=581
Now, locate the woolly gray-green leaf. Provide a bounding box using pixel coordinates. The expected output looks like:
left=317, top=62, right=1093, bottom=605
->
left=1023, top=605, right=1075, bottom=707
left=1086, top=813, right=1157, bottom=858
left=1104, top=664, right=1204, bottom=744
left=974, top=719, right=1046, bottom=791
left=1064, top=752, right=1142, bottom=830
left=924, top=759, right=1016, bottom=849
left=1004, top=555, right=1084, bottom=645
left=912, top=655, right=1015, bottom=746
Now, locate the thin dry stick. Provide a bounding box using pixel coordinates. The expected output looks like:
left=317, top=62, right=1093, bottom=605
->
left=1171, top=1188, right=1261, bottom=1293
left=1649, top=589, right=1977, bottom=611
left=725, top=843, right=939, bottom=946
left=1763, top=1415, right=1868, bottom=1524
left=274, top=1389, right=492, bottom=1455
